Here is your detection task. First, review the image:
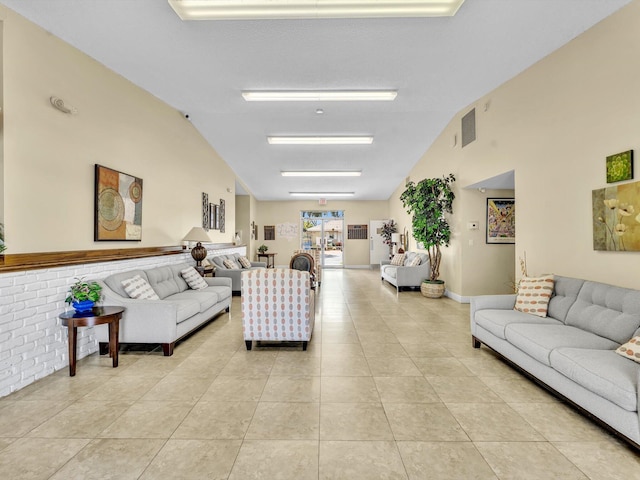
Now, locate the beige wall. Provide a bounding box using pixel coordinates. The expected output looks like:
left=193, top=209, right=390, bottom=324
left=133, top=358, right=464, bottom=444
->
left=256, top=200, right=388, bottom=266
left=1, top=7, right=235, bottom=254
left=389, top=0, right=640, bottom=295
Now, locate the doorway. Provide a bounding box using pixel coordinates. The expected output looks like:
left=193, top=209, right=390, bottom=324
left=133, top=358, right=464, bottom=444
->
left=370, top=219, right=390, bottom=266
left=301, top=211, right=344, bottom=268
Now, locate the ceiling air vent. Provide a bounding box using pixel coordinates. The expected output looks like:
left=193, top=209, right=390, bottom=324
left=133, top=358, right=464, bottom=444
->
left=461, top=108, right=476, bottom=148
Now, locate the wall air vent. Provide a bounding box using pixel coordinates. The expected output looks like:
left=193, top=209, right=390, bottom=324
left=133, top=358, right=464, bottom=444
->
left=461, top=108, right=476, bottom=148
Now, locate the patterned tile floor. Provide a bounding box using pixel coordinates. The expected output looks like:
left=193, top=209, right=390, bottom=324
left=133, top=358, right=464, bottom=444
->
left=1, top=268, right=639, bottom=479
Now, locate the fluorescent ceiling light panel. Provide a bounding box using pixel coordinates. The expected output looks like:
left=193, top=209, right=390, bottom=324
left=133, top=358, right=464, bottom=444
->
left=282, top=171, right=362, bottom=177
left=290, top=192, right=355, bottom=197
left=242, top=91, right=397, bottom=102
left=268, top=136, right=373, bottom=145
left=168, top=1, right=466, bottom=20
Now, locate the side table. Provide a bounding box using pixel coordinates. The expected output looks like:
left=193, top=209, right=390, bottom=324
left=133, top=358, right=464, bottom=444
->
left=257, top=252, right=276, bottom=268
left=59, top=306, right=125, bottom=377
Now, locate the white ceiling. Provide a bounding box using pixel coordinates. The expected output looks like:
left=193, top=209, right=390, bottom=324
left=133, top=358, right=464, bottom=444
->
left=1, top=0, right=632, bottom=200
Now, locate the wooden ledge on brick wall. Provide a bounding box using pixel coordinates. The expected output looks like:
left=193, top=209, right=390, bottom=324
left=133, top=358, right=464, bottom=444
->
left=0, top=245, right=187, bottom=273
left=0, top=243, right=244, bottom=273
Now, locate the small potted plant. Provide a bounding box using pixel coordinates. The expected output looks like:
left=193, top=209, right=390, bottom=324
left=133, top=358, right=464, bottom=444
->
left=66, top=278, right=102, bottom=312
left=258, top=244, right=268, bottom=254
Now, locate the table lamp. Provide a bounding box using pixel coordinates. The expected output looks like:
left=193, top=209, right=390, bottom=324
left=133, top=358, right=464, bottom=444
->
left=183, top=227, right=212, bottom=272
left=391, top=233, right=401, bottom=254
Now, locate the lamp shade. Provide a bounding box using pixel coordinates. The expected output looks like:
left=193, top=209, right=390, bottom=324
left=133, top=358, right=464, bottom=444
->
left=183, top=227, right=212, bottom=243
left=391, top=233, right=401, bottom=243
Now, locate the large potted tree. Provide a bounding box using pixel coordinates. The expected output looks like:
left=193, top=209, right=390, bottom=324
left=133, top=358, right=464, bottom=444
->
left=400, top=174, right=455, bottom=298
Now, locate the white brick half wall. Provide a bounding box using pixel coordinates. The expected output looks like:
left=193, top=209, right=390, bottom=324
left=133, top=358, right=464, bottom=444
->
left=0, top=245, right=245, bottom=398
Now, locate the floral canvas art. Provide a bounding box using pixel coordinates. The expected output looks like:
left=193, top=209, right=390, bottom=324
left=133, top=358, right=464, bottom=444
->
left=593, top=180, right=640, bottom=251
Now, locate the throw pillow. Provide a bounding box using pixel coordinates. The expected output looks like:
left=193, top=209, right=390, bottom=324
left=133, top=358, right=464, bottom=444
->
left=121, top=275, right=160, bottom=300
left=181, top=266, right=208, bottom=290
left=237, top=256, right=252, bottom=269
left=223, top=259, right=240, bottom=270
left=390, top=253, right=406, bottom=266
left=616, top=336, right=640, bottom=363
left=406, top=255, right=422, bottom=267
left=514, top=274, right=555, bottom=317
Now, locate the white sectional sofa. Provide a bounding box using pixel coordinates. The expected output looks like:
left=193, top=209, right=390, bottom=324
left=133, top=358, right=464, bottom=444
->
left=380, top=252, right=430, bottom=292
left=95, top=262, right=232, bottom=356
left=471, top=275, right=640, bottom=448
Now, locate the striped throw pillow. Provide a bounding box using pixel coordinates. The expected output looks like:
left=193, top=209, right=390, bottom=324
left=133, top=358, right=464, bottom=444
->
left=390, top=254, right=406, bottom=266
left=181, top=266, right=208, bottom=290
left=407, top=255, right=422, bottom=267
left=121, top=275, right=160, bottom=300
left=237, top=256, right=252, bottom=268
left=514, top=275, right=554, bottom=317
left=223, top=259, right=240, bottom=270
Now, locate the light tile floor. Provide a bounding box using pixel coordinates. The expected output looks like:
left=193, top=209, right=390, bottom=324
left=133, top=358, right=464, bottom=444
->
left=1, top=269, right=639, bottom=479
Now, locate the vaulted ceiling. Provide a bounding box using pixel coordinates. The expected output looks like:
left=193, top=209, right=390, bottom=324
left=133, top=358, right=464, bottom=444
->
left=1, top=0, right=632, bottom=199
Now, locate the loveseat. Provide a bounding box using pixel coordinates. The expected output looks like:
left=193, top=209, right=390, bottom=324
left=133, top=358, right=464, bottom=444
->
left=95, top=262, right=232, bottom=356
left=209, top=253, right=266, bottom=294
left=471, top=275, right=640, bottom=447
left=380, top=251, right=430, bottom=292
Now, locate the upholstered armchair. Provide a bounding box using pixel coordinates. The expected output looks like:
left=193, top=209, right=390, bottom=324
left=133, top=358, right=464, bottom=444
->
left=290, top=252, right=316, bottom=289
left=294, top=249, right=321, bottom=285
left=241, top=268, right=315, bottom=351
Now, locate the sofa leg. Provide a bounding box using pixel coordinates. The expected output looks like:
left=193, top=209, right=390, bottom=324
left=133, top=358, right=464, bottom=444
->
left=226, top=306, right=230, bottom=313
left=99, top=342, right=109, bottom=355
left=472, top=336, right=481, bottom=349
left=162, top=343, right=175, bottom=356
left=245, top=340, right=252, bottom=351
left=302, top=341, right=308, bottom=351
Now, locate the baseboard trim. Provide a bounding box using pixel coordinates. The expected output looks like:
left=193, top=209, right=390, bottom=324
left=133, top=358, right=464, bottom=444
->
left=444, top=290, right=470, bottom=304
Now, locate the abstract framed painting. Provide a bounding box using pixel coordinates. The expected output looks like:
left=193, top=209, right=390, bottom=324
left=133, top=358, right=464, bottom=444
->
left=486, top=198, right=515, bottom=244
left=94, top=164, right=143, bottom=241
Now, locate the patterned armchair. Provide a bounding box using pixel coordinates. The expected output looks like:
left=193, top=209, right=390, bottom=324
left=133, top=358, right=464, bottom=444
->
left=241, top=268, right=315, bottom=351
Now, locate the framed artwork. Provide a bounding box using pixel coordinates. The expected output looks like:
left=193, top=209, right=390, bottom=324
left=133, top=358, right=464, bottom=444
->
left=95, top=164, right=143, bottom=241
left=209, top=203, right=219, bottom=230
left=486, top=198, right=515, bottom=244
left=219, top=199, right=225, bottom=233
left=254, top=223, right=259, bottom=241
left=202, top=193, right=209, bottom=230
left=606, top=150, right=633, bottom=183
left=593, top=179, right=640, bottom=251
left=264, top=225, right=275, bottom=240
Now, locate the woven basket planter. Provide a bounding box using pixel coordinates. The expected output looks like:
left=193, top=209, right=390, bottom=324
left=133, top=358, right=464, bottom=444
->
left=421, top=280, right=445, bottom=298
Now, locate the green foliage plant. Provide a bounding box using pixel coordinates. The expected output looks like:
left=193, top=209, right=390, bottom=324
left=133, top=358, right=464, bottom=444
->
left=65, top=278, right=102, bottom=304
left=400, top=174, right=456, bottom=281
left=258, top=244, right=268, bottom=254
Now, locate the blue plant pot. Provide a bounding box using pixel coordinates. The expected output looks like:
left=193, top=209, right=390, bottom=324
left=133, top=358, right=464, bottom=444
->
left=72, top=300, right=95, bottom=312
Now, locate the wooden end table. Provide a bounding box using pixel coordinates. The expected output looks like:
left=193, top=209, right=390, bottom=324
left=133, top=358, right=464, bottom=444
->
left=257, top=252, right=276, bottom=268
left=59, top=306, right=125, bottom=377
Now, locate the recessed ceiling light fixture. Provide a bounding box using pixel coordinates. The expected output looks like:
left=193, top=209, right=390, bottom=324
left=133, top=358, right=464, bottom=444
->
left=268, top=136, right=373, bottom=145
left=290, top=192, right=355, bottom=197
left=282, top=171, right=362, bottom=177
left=168, top=0, right=465, bottom=20
left=242, top=91, right=397, bottom=102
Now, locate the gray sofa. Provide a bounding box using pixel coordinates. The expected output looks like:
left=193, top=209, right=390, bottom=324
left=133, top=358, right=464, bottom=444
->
left=380, top=252, right=430, bottom=292
left=471, top=275, right=640, bottom=447
left=95, top=262, right=232, bottom=356
left=210, top=253, right=266, bottom=294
